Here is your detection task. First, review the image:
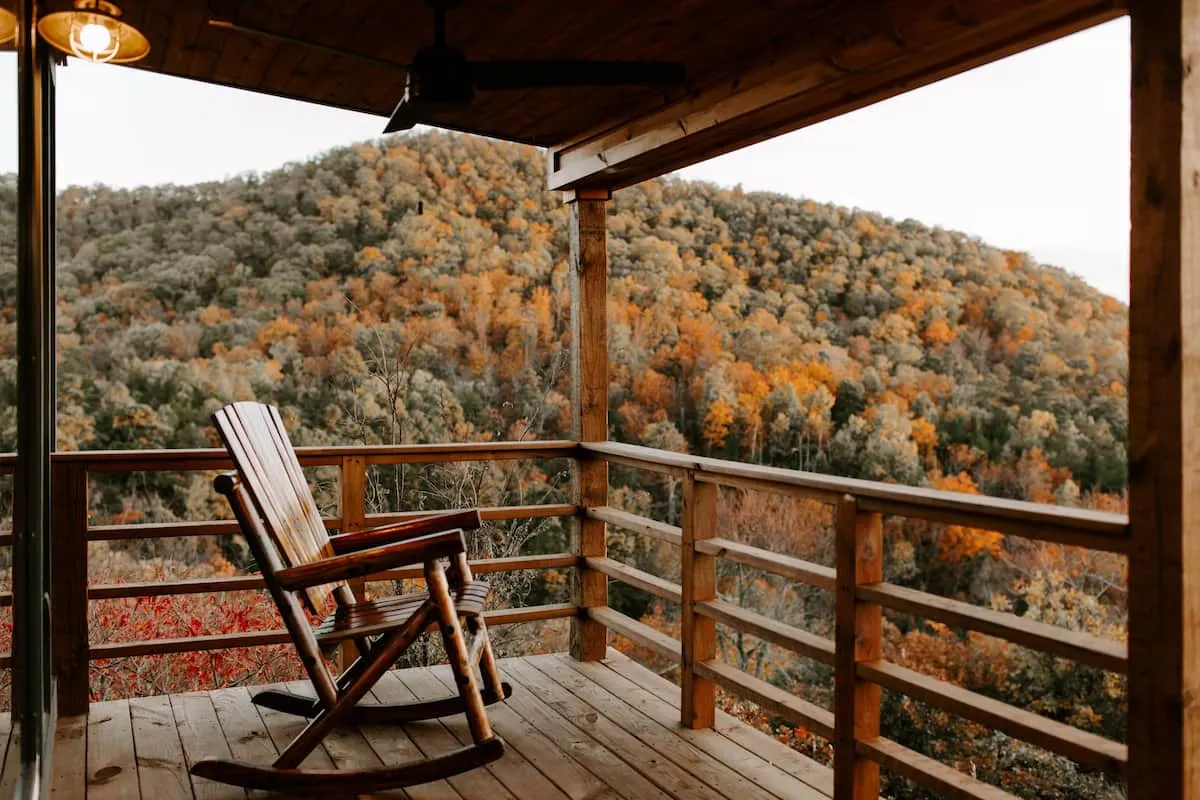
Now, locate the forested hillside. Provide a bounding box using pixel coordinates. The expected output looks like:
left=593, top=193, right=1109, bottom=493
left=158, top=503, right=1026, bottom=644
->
left=0, top=131, right=1129, bottom=799
left=0, top=132, right=1128, bottom=496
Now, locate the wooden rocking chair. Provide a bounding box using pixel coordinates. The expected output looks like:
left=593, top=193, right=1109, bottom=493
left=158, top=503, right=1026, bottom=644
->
left=190, top=401, right=510, bottom=793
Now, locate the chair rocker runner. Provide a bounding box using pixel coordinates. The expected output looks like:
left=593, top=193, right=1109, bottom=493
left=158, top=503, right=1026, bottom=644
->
left=190, top=401, right=511, bottom=793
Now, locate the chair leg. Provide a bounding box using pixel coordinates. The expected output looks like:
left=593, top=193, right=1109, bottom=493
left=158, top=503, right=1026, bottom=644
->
left=427, top=561, right=494, bottom=744
left=471, top=617, right=508, bottom=701
left=252, top=633, right=380, bottom=718
left=274, top=603, right=436, bottom=769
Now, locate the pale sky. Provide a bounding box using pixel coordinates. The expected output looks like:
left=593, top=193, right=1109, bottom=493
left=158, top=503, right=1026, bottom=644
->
left=0, top=17, right=1131, bottom=300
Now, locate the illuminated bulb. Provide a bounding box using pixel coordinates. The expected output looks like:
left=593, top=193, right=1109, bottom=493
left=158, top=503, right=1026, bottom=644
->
left=77, top=21, right=112, bottom=55
left=38, top=1, right=149, bottom=64
left=0, top=8, right=16, bottom=48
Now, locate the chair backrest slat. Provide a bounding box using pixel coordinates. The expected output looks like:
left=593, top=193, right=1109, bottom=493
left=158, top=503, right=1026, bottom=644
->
left=213, top=401, right=345, bottom=616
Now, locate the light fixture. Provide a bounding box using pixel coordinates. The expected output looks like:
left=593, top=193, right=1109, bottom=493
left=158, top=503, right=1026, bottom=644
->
left=37, top=0, right=148, bottom=63
left=0, top=7, right=17, bottom=47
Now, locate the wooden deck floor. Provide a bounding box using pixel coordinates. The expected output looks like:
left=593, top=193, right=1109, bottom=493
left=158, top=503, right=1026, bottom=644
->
left=19, top=649, right=832, bottom=799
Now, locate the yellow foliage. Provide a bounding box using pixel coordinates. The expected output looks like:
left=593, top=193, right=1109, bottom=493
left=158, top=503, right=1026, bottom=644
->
left=702, top=398, right=735, bottom=450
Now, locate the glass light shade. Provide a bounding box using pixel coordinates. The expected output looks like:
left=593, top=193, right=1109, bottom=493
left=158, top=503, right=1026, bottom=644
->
left=38, top=0, right=149, bottom=63
left=0, top=7, right=17, bottom=47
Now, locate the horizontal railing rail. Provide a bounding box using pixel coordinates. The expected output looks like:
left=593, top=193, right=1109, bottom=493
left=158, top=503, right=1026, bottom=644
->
left=0, top=439, right=576, bottom=471
left=577, top=441, right=1131, bottom=800
left=582, top=441, right=1130, bottom=552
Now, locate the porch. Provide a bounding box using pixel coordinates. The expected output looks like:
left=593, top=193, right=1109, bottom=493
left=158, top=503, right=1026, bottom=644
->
left=25, top=651, right=832, bottom=800
left=0, top=0, right=1176, bottom=797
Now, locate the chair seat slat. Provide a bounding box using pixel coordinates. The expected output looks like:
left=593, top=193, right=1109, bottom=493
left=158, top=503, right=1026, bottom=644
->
left=314, top=583, right=490, bottom=643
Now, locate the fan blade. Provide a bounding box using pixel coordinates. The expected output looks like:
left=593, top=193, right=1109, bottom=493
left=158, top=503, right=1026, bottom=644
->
left=473, top=60, right=685, bottom=90
left=383, top=100, right=424, bottom=134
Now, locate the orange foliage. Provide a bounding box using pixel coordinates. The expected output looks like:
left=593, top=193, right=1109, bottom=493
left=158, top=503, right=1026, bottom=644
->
left=933, top=472, right=1004, bottom=562
left=911, top=418, right=938, bottom=454
left=198, top=305, right=230, bottom=326
left=922, top=318, right=957, bottom=346
left=632, top=369, right=673, bottom=410
left=254, top=317, right=300, bottom=349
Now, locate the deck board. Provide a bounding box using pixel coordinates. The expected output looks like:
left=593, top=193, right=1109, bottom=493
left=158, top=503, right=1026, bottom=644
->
left=252, top=682, right=336, bottom=771
left=208, top=687, right=277, bottom=766
left=373, top=671, right=516, bottom=800
left=168, top=692, right=245, bottom=800
left=0, top=710, right=12, bottom=794
left=603, top=652, right=836, bottom=797
left=395, top=667, right=572, bottom=800
left=427, top=664, right=620, bottom=800
left=526, top=653, right=780, bottom=800
left=562, top=655, right=827, bottom=800
left=49, top=714, right=89, bottom=798
left=0, top=718, right=19, bottom=798
left=86, top=699, right=140, bottom=800
left=41, top=652, right=831, bottom=799
left=496, top=662, right=674, bottom=800
left=362, top=678, right=462, bottom=800
left=129, top=694, right=193, bottom=799
left=504, top=657, right=733, bottom=800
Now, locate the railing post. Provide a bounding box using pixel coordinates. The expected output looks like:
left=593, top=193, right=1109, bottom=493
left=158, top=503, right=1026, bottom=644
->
left=681, top=473, right=717, bottom=728
left=566, top=188, right=610, bottom=662
left=51, top=461, right=90, bottom=715
left=338, top=455, right=367, bottom=669
left=834, top=496, right=882, bottom=799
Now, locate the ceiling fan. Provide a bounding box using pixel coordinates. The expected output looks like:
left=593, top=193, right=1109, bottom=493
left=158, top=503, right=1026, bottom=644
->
left=384, top=0, right=686, bottom=133
left=207, top=2, right=686, bottom=134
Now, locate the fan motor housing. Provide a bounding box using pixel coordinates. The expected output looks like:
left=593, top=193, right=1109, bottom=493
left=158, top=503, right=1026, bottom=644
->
left=405, top=46, right=474, bottom=108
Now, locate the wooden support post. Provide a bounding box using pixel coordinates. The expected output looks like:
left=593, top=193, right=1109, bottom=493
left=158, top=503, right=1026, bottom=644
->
left=51, top=462, right=89, bottom=716
left=339, top=455, right=367, bottom=668
left=1127, top=1, right=1200, bottom=797
left=834, top=497, right=881, bottom=800
left=681, top=474, right=717, bottom=728
left=567, top=188, right=610, bottom=662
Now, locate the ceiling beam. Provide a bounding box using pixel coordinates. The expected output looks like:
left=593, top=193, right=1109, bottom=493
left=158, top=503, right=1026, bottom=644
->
left=547, top=0, right=1125, bottom=192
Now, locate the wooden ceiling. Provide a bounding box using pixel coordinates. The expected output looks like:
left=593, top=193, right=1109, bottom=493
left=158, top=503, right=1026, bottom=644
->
left=34, top=0, right=1126, bottom=186
left=65, top=0, right=831, bottom=146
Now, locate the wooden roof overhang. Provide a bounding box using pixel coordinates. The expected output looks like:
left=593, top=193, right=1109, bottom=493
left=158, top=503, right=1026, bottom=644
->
left=30, top=0, right=1125, bottom=190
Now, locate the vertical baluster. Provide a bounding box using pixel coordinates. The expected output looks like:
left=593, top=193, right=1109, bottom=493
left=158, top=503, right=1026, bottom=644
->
left=681, top=473, right=716, bottom=728
left=51, top=461, right=89, bottom=715
left=834, top=496, right=882, bottom=799
left=338, top=455, right=367, bottom=667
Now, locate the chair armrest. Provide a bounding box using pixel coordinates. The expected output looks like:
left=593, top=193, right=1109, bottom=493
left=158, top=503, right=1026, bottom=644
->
left=329, top=509, right=482, bottom=555
left=277, top=529, right=466, bottom=591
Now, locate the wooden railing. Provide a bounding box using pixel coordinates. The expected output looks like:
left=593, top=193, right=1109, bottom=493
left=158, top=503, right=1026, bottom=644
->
left=575, top=441, right=1130, bottom=800
left=0, top=439, right=1133, bottom=798
left=0, top=441, right=579, bottom=715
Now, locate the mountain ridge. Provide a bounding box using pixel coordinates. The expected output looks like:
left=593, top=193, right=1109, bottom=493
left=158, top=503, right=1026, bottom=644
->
left=0, top=166, right=1126, bottom=309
